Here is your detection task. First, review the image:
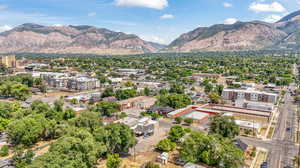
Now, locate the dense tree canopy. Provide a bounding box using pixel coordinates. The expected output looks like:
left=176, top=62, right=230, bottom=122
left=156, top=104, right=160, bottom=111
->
left=210, top=115, right=240, bottom=139
left=156, top=94, right=192, bottom=109
left=93, top=101, right=120, bottom=117
left=180, top=131, right=244, bottom=168
left=116, top=88, right=137, bottom=100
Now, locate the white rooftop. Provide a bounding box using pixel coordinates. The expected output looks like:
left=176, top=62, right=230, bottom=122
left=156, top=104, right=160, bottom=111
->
left=184, top=112, right=209, bottom=120
left=235, top=120, right=261, bottom=130
left=223, top=88, right=277, bottom=96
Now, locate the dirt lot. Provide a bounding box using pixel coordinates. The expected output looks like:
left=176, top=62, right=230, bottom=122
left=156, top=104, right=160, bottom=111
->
left=134, top=128, right=168, bottom=153
left=97, top=151, right=181, bottom=168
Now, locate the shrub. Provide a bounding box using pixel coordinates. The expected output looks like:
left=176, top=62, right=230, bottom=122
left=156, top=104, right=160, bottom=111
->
left=184, top=118, right=193, bottom=125
left=175, top=117, right=182, bottom=124
left=0, top=145, right=9, bottom=157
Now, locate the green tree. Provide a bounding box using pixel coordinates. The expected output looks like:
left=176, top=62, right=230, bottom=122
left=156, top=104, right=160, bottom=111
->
left=175, top=116, right=183, bottom=124
left=95, top=101, right=120, bottom=117
left=169, top=83, right=185, bottom=94
left=106, top=154, right=122, bottom=168
left=184, top=118, right=193, bottom=125
left=208, top=92, right=221, bottom=104
left=0, top=145, right=9, bottom=157
left=204, top=83, right=213, bottom=94
left=70, top=98, right=78, bottom=105
left=69, top=111, right=102, bottom=132
left=156, top=94, right=192, bottom=109
left=30, top=128, right=107, bottom=168
left=7, top=114, right=48, bottom=146
left=102, top=123, right=137, bottom=154
left=156, top=138, right=176, bottom=152
left=102, top=87, right=115, bottom=98
left=116, top=89, right=137, bottom=100
left=180, top=131, right=244, bottom=168
left=210, top=115, right=240, bottom=139
left=144, top=162, right=160, bottom=168
left=13, top=149, right=34, bottom=168
left=63, top=108, right=76, bottom=120
left=144, top=87, right=151, bottom=96
left=0, top=117, right=10, bottom=132
left=214, top=84, right=224, bottom=96
left=168, top=125, right=186, bottom=142
left=159, top=89, right=168, bottom=95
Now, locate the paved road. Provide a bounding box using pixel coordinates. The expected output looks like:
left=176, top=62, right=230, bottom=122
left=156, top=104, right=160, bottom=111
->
left=238, top=90, right=298, bottom=167
left=240, top=64, right=299, bottom=168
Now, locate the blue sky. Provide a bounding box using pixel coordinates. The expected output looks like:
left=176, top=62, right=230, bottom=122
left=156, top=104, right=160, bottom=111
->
left=0, top=0, right=299, bottom=44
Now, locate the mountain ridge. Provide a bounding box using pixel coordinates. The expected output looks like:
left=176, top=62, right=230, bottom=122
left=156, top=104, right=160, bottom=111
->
left=1, top=10, right=300, bottom=54
left=0, top=23, right=163, bottom=55
left=165, top=10, right=300, bottom=52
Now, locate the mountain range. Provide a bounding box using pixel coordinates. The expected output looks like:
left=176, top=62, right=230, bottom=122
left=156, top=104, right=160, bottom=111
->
left=1, top=10, right=300, bottom=55
left=165, top=10, right=300, bottom=52
left=0, top=23, right=165, bottom=55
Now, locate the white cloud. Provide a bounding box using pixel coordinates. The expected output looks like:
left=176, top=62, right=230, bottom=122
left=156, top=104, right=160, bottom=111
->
left=115, top=0, right=168, bottom=10
left=223, top=2, right=233, bottom=8
left=0, top=5, right=7, bottom=10
left=88, top=12, right=97, bottom=17
left=141, top=35, right=167, bottom=44
left=224, top=18, right=238, bottom=24
left=263, top=14, right=283, bottom=23
left=102, top=20, right=137, bottom=26
left=0, top=25, right=12, bottom=32
left=249, top=2, right=286, bottom=13
left=160, top=14, right=174, bottom=19
left=52, top=24, right=63, bottom=27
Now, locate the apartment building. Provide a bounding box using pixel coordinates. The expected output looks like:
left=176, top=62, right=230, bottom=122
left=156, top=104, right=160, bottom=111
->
left=40, top=72, right=70, bottom=88
left=67, top=76, right=100, bottom=91
left=222, top=88, right=278, bottom=104
left=116, top=68, right=144, bottom=75
left=0, top=55, right=16, bottom=68
left=39, top=72, right=100, bottom=91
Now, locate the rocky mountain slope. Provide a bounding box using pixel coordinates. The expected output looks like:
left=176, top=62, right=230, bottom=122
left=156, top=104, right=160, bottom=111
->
left=165, top=10, right=300, bottom=52
left=274, top=10, right=300, bottom=50
left=0, top=23, right=162, bottom=55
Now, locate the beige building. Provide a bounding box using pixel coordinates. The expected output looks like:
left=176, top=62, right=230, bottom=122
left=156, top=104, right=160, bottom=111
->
left=0, top=55, right=16, bottom=68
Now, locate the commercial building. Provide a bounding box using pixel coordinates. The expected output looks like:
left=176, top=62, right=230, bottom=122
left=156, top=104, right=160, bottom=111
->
left=118, top=96, right=157, bottom=111
left=192, top=73, right=220, bottom=80
left=167, top=104, right=273, bottom=124
left=116, top=69, right=144, bottom=75
left=115, top=116, right=159, bottom=136
left=147, top=106, right=175, bottom=116
left=222, top=88, right=278, bottom=104
left=0, top=55, right=16, bottom=68
left=167, top=106, right=210, bottom=123
left=235, top=99, right=275, bottom=112
left=235, top=119, right=262, bottom=135
left=135, top=81, right=164, bottom=89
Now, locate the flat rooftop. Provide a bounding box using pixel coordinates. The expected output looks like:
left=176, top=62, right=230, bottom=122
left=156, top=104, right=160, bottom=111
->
left=184, top=111, right=209, bottom=120
left=118, top=96, right=157, bottom=104
left=235, top=120, right=261, bottom=129
left=223, top=88, right=278, bottom=96
left=203, top=104, right=272, bottom=117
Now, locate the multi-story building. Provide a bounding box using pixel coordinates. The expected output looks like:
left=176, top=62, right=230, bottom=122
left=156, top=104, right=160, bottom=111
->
left=222, top=88, right=278, bottom=104
left=0, top=55, right=16, bottom=68
left=40, top=72, right=70, bottom=88
left=116, top=69, right=144, bottom=75
left=67, top=76, right=100, bottom=91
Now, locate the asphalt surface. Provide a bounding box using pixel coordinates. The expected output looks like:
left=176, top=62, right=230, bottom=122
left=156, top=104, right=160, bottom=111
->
left=239, top=64, right=299, bottom=168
